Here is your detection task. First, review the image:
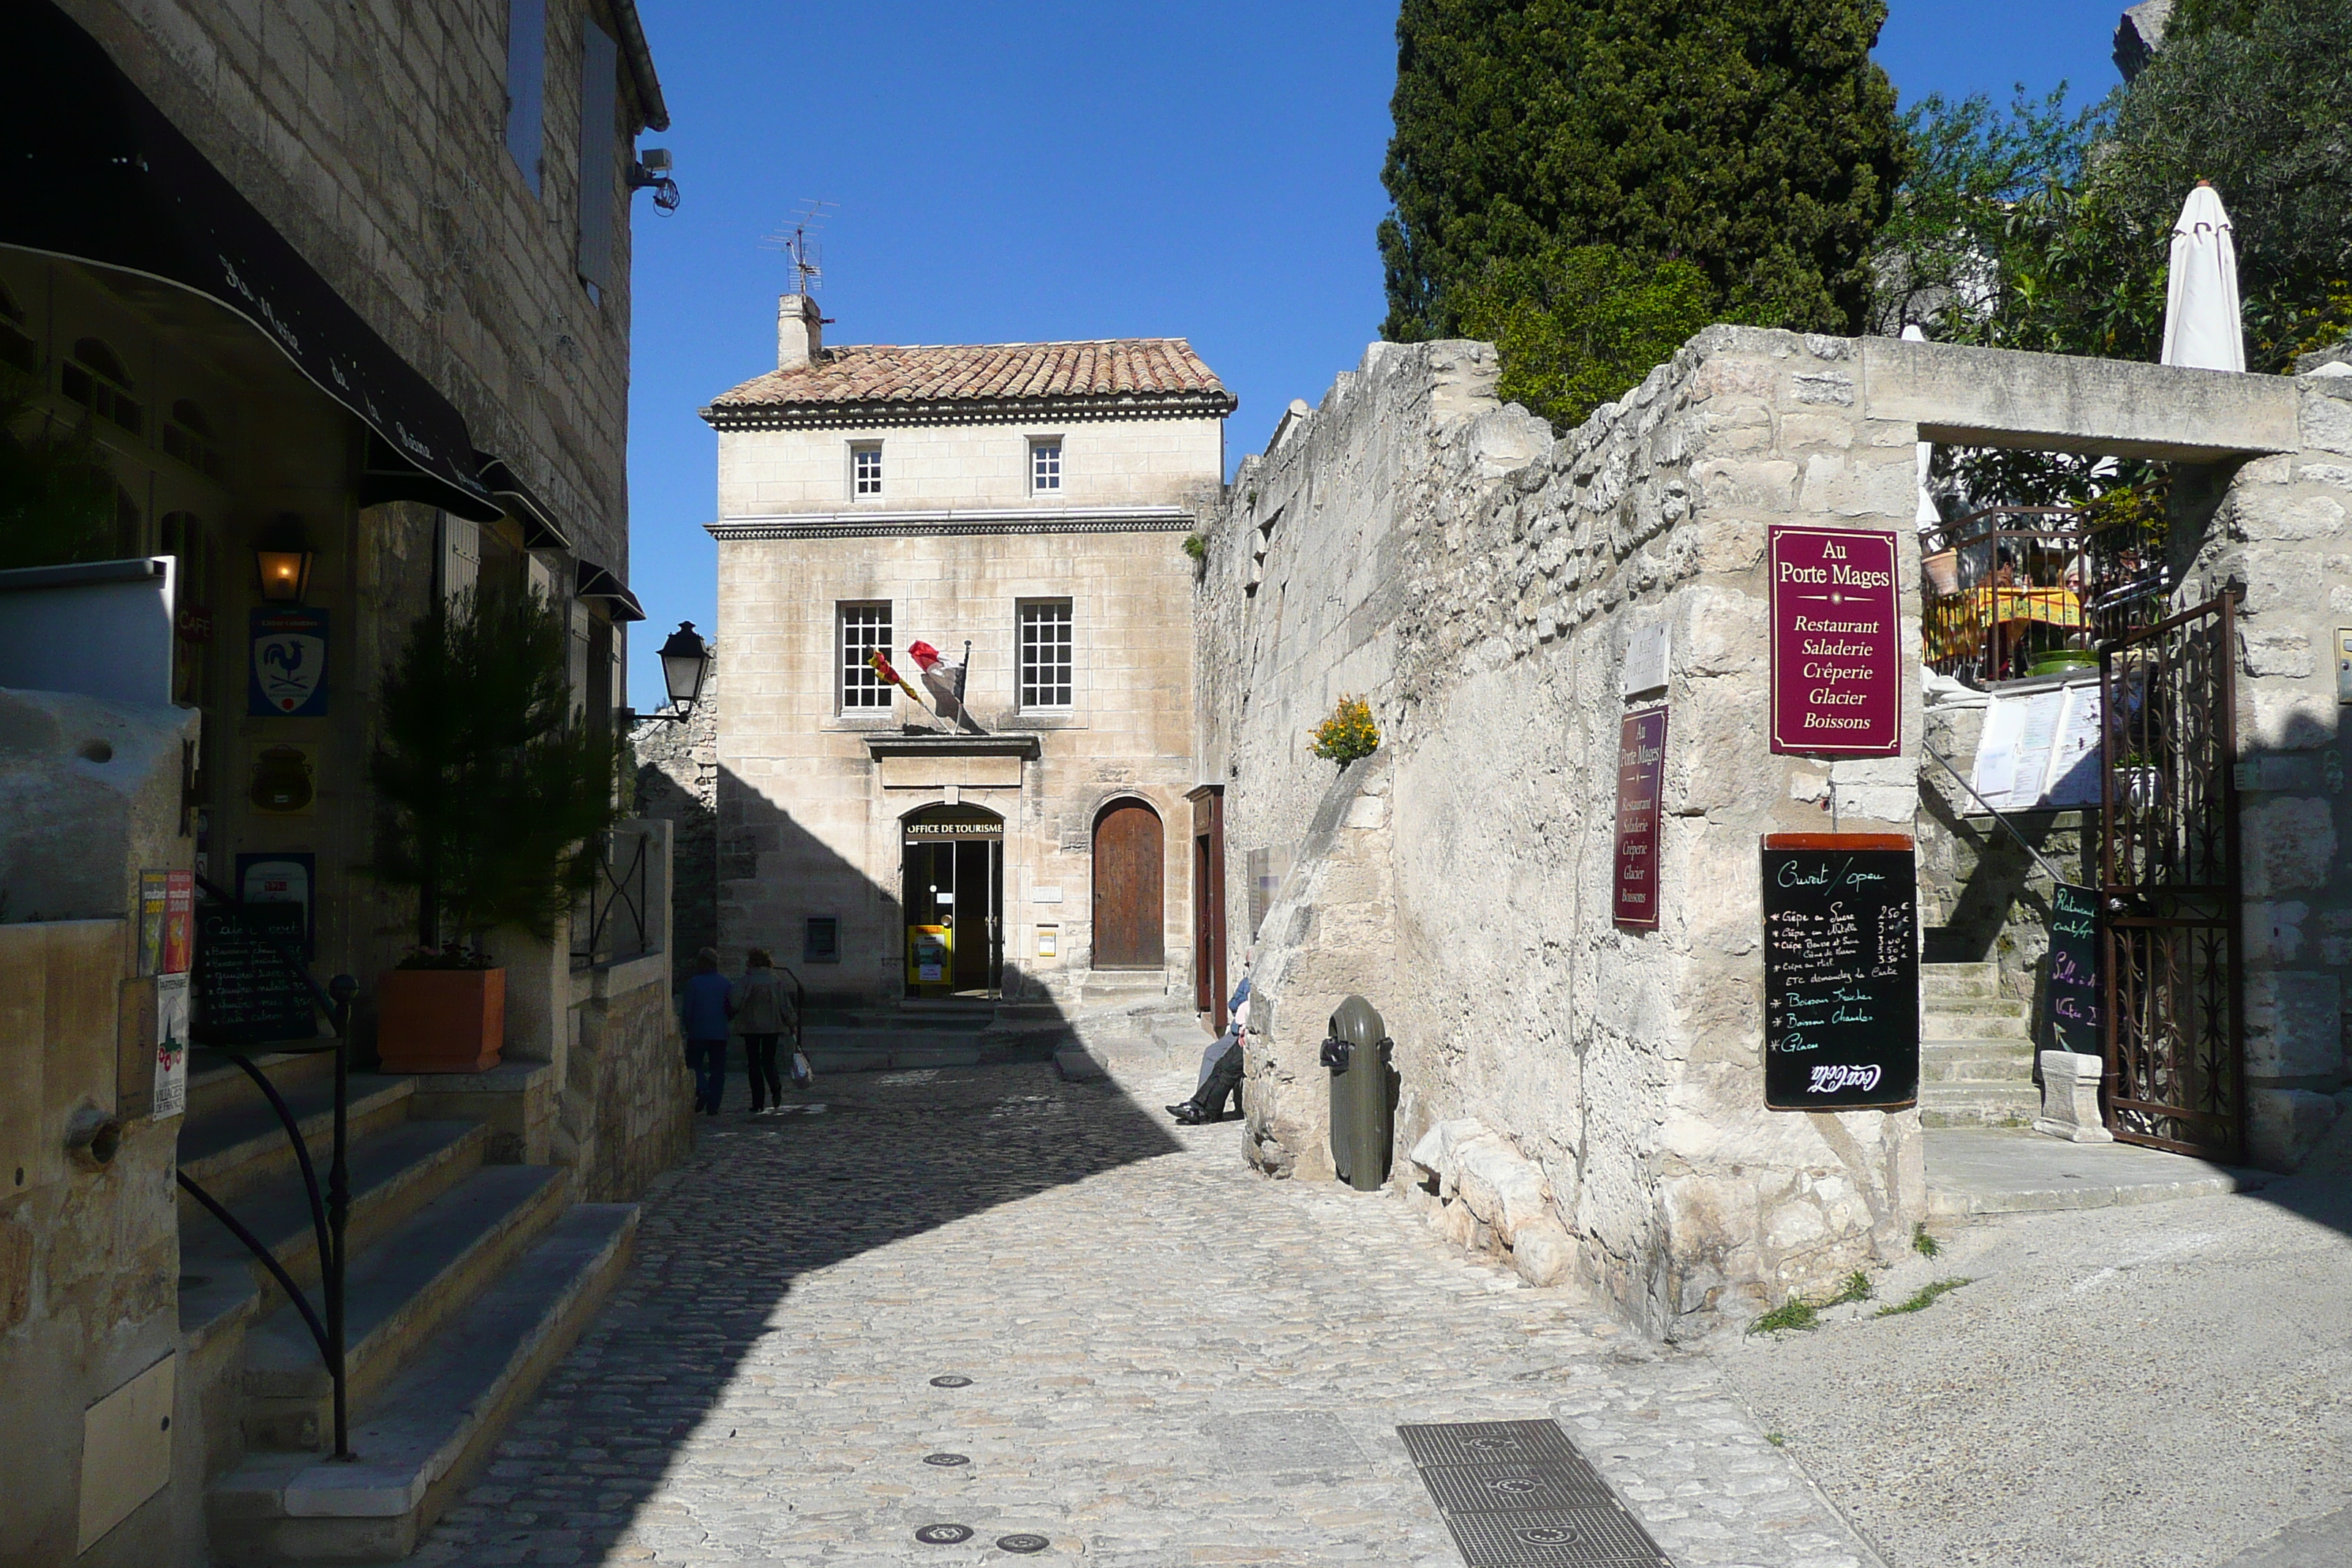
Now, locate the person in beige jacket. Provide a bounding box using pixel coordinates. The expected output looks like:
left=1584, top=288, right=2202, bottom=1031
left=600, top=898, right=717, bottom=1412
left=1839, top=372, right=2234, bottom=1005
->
left=732, top=949, right=797, bottom=1112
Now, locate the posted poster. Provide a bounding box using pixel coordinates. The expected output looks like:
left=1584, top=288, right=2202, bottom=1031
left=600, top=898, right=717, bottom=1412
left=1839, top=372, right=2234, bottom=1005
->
left=238, top=852, right=317, bottom=957
left=1769, top=525, right=1901, bottom=756
left=1613, top=707, right=1669, bottom=930
left=248, top=606, right=329, bottom=717
left=152, top=973, right=190, bottom=1119
left=162, top=870, right=194, bottom=975
left=138, top=871, right=169, bottom=976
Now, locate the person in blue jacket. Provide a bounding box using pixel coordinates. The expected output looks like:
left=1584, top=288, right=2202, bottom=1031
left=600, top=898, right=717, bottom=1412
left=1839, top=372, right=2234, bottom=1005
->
left=1168, top=962, right=1252, bottom=1125
left=679, top=948, right=736, bottom=1115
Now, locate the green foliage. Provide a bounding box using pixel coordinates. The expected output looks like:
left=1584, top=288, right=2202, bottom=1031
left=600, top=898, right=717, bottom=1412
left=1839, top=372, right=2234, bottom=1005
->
left=1823, top=1270, right=1874, bottom=1307
left=1379, top=0, right=1903, bottom=354
left=1450, top=244, right=1718, bottom=429
left=1310, top=695, right=1381, bottom=766
left=1764, top=1431, right=1786, bottom=1447
left=1747, top=1295, right=1820, bottom=1335
left=1874, top=1277, right=1972, bottom=1318
left=1181, top=532, right=1207, bottom=562
left=370, top=587, right=624, bottom=946
left=1912, top=1222, right=1940, bottom=1258
left=0, top=389, right=118, bottom=570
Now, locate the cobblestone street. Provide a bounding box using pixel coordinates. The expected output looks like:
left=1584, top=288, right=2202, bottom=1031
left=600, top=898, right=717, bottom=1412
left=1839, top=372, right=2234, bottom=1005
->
left=416, top=1006, right=1880, bottom=1567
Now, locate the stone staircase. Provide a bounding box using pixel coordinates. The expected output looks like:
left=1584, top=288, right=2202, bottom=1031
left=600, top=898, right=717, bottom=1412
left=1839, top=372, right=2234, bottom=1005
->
left=1918, top=961, right=2039, bottom=1127
left=178, top=1047, right=635, bottom=1564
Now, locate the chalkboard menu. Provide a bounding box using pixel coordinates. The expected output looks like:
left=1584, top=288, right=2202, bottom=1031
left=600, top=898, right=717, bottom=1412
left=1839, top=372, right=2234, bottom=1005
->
left=192, top=902, right=318, bottom=1045
left=1761, top=833, right=1918, bottom=1110
left=2045, top=882, right=2102, bottom=1055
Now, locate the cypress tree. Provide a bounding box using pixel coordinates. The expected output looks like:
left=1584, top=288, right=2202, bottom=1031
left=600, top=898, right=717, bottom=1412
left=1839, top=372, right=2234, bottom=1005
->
left=1379, top=0, right=1903, bottom=360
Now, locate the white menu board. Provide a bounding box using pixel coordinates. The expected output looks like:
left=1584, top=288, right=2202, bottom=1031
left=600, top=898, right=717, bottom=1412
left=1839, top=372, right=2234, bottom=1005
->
left=1969, top=678, right=2103, bottom=811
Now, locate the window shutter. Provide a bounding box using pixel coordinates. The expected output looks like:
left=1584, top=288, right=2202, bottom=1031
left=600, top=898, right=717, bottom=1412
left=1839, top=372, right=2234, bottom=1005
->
left=576, top=18, right=620, bottom=290
left=504, top=0, right=546, bottom=195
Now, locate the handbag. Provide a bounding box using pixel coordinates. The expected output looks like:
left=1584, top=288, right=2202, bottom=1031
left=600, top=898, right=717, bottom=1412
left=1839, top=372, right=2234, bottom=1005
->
left=791, top=1049, right=814, bottom=1089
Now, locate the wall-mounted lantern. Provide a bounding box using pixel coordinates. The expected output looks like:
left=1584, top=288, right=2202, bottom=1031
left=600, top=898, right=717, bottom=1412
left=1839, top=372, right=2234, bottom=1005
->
left=253, top=514, right=314, bottom=603
left=636, top=620, right=711, bottom=723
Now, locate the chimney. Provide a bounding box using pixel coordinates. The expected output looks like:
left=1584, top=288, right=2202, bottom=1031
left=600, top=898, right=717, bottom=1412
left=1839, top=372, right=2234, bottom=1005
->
left=777, top=293, right=823, bottom=371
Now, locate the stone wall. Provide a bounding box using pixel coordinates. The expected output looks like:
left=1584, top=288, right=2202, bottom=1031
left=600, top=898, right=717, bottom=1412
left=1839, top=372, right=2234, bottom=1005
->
left=2178, top=374, right=2352, bottom=1166
left=635, top=649, right=720, bottom=982
left=1199, top=330, right=1927, bottom=1338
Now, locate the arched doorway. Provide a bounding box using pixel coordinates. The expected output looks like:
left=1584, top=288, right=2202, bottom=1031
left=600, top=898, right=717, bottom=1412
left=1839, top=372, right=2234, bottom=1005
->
left=901, top=804, right=1003, bottom=997
left=1091, top=798, right=1164, bottom=969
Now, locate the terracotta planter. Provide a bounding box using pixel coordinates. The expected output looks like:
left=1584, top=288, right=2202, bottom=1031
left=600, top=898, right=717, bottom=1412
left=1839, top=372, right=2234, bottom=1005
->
left=376, top=967, right=505, bottom=1074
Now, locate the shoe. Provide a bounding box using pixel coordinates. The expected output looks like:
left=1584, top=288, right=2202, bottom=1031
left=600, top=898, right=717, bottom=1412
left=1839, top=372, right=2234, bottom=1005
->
left=1166, top=1101, right=1207, bottom=1125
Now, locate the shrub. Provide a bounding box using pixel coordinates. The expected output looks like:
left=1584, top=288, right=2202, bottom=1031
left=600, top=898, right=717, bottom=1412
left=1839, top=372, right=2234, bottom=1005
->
left=1310, top=696, right=1380, bottom=766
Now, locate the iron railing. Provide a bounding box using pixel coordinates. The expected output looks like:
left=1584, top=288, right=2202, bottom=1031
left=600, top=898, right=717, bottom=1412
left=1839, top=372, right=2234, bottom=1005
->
left=1923, top=493, right=2172, bottom=685
left=181, top=875, right=358, bottom=1460
left=573, top=829, right=651, bottom=970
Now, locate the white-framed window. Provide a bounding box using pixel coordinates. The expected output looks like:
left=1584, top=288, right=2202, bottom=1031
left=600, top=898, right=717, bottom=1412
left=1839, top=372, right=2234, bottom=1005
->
left=838, top=602, right=893, bottom=710
left=1017, top=599, right=1074, bottom=709
left=851, top=442, right=883, bottom=498
left=1030, top=437, right=1063, bottom=494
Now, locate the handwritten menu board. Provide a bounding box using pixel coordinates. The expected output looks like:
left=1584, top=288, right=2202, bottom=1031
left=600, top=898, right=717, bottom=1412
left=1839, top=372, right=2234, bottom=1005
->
left=1769, top=525, right=1901, bottom=756
left=1613, top=707, right=1668, bottom=929
left=1761, top=833, right=1918, bottom=1110
left=192, top=902, right=317, bottom=1046
left=2046, top=882, right=2102, bottom=1055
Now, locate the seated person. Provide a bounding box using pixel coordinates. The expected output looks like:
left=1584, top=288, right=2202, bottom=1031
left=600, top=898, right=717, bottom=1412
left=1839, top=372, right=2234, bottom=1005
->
left=1169, top=970, right=1251, bottom=1126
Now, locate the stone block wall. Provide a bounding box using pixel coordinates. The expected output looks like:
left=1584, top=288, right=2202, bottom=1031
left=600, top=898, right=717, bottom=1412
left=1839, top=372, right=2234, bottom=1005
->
left=1199, top=329, right=1927, bottom=1338
left=2179, top=374, right=2352, bottom=1167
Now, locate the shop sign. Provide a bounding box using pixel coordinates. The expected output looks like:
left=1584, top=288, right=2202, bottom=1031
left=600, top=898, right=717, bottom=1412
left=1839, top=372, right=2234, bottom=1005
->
left=903, top=819, right=1002, bottom=843
left=2046, top=883, right=2102, bottom=1056
left=1769, top=525, right=1901, bottom=755
left=1613, top=707, right=1668, bottom=930
left=152, top=973, right=189, bottom=1119
left=249, top=606, right=329, bottom=716
left=1760, top=832, right=1918, bottom=1109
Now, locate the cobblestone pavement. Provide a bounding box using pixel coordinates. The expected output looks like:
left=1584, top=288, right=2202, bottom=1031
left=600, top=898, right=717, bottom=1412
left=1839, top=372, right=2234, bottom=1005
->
left=416, top=1004, right=1882, bottom=1568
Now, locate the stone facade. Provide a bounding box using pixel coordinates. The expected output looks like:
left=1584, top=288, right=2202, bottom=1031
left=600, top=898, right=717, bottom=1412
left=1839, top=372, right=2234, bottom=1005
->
left=704, top=309, right=1229, bottom=1009
left=633, top=651, right=721, bottom=981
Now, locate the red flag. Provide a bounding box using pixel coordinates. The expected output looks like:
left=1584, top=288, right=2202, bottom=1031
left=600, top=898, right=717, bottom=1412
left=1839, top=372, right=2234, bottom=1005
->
left=906, top=640, right=968, bottom=710
left=866, top=648, right=923, bottom=706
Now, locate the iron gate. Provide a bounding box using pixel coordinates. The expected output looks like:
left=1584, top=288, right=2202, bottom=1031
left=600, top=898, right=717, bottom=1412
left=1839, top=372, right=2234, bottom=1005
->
left=2098, top=594, right=2244, bottom=1160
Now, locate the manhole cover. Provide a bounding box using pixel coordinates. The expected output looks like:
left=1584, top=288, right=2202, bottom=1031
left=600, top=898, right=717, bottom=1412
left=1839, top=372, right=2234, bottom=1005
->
left=923, top=1452, right=970, bottom=1467
left=996, top=1534, right=1050, bottom=1554
left=930, top=1374, right=973, bottom=1389
left=913, top=1523, right=973, bottom=1545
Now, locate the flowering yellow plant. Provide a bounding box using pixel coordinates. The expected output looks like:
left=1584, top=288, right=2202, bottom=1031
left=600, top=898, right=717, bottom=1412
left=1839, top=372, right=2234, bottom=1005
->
left=1310, top=695, right=1380, bottom=765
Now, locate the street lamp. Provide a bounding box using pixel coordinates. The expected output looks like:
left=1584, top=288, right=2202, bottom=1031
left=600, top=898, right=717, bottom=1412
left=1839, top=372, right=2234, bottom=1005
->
left=636, top=621, right=710, bottom=723
left=253, top=514, right=314, bottom=603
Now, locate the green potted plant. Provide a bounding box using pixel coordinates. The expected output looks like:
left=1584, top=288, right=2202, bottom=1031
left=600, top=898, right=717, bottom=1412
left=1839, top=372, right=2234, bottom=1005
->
left=369, top=585, right=623, bottom=1072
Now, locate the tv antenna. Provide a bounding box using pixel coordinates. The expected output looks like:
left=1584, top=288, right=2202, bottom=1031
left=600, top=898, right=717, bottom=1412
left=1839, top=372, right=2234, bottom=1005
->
left=761, top=199, right=837, bottom=295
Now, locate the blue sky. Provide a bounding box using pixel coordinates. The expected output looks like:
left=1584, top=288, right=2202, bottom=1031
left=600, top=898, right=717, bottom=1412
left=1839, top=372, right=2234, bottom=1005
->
left=622, top=1, right=2130, bottom=703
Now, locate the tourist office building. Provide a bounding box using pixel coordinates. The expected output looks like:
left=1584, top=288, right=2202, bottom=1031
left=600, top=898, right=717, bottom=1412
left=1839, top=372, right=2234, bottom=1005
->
left=703, top=297, right=1234, bottom=1011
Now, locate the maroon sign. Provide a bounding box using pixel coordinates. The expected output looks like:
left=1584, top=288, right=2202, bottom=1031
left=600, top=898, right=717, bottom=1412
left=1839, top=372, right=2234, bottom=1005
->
left=1769, top=525, right=1901, bottom=755
left=1613, top=707, right=1668, bottom=930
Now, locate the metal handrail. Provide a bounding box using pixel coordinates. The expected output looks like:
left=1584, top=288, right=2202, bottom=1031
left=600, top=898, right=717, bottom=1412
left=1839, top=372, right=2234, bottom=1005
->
left=573, top=829, right=651, bottom=970
left=181, top=875, right=357, bottom=1460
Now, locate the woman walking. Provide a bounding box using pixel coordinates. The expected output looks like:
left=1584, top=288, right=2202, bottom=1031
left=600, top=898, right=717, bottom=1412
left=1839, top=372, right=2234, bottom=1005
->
left=734, top=949, right=796, bottom=1113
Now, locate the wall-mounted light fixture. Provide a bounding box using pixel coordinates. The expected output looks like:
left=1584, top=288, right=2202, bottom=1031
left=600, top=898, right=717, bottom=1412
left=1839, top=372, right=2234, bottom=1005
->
left=253, top=513, right=314, bottom=603
left=630, top=620, right=710, bottom=724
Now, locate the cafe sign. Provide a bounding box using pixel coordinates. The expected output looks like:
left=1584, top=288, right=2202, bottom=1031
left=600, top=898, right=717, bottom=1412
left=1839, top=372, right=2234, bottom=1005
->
left=1768, top=524, right=1901, bottom=756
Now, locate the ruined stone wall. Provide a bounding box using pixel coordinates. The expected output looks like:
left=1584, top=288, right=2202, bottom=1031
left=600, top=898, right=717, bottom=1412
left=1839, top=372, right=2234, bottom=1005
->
left=1199, top=329, right=1926, bottom=1338
left=2179, top=375, right=2352, bottom=1167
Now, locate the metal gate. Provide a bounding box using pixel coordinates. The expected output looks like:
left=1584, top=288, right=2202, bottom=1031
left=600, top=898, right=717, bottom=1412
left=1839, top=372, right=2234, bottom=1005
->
left=2098, top=595, right=2244, bottom=1160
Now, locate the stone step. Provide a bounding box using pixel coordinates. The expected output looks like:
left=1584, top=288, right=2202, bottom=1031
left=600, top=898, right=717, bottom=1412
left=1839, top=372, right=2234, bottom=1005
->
left=238, top=1164, right=568, bottom=1450
left=1918, top=1081, right=2040, bottom=1128
left=1921, top=995, right=2028, bottom=1019
left=1920, top=1049, right=2037, bottom=1084
left=178, top=1072, right=418, bottom=1208
left=186, top=1048, right=337, bottom=1123
left=208, top=1204, right=637, bottom=1565
left=1915, top=1009, right=2032, bottom=1041
left=179, top=1119, right=490, bottom=1347
left=803, top=1041, right=984, bottom=1074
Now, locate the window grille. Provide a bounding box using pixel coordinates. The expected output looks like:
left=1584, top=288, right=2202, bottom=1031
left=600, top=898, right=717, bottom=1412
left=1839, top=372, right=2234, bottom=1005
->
left=853, top=444, right=883, bottom=497
left=1031, top=439, right=1062, bottom=493
left=804, top=916, right=840, bottom=963
left=839, top=603, right=893, bottom=709
left=1018, top=600, right=1073, bottom=709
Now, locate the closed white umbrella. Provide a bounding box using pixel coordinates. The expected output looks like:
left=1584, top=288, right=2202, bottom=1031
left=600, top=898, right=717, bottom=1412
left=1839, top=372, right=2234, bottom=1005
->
left=2160, top=181, right=2245, bottom=373
left=1902, top=324, right=1940, bottom=529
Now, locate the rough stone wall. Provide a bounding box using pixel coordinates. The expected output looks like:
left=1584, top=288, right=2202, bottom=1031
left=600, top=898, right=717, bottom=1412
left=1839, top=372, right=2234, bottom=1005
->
left=1199, top=330, right=1928, bottom=1338
left=566, top=954, right=692, bottom=1202
left=635, top=648, right=720, bottom=983
left=2179, top=375, right=2352, bottom=1167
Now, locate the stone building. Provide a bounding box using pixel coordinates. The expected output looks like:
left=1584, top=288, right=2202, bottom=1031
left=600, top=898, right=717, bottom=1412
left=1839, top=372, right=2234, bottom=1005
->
left=702, top=298, right=1232, bottom=1012
left=1196, top=328, right=2351, bottom=1338
left=1, top=3, right=689, bottom=1562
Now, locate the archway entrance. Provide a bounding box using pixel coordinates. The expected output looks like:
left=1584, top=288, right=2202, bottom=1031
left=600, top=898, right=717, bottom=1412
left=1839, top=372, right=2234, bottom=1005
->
left=901, top=804, right=1003, bottom=998
left=1091, top=799, right=1164, bottom=970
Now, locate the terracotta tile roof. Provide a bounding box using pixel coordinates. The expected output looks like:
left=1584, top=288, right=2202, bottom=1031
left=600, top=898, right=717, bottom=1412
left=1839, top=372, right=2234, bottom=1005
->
left=702, top=338, right=1236, bottom=426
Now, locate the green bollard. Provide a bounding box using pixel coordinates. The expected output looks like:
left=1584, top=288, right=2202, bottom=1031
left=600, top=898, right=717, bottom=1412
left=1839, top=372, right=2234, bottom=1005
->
left=1319, top=995, right=1392, bottom=1191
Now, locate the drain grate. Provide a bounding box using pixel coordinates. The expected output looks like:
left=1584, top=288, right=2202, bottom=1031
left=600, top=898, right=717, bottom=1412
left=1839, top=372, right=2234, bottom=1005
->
left=929, top=1375, right=973, bottom=1388
left=913, top=1523, right=972, bottom=1545
left=996, top=1534, right=1050, bottom=1553
left=1399, top=1420, right=1671, bottom=1568
left=923, top=1452, right=970, bottom=1467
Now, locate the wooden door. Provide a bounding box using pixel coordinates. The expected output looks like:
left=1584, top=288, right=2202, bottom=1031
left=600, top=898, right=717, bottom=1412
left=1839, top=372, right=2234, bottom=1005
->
left=1092, top=801, right=1164, bottom=968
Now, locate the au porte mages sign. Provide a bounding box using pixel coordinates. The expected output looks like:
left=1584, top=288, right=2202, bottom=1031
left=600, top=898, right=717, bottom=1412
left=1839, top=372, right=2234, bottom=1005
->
left=1613, top=708, right=1667, bottom=930
left=1769, top=525, right=1901, bottom=755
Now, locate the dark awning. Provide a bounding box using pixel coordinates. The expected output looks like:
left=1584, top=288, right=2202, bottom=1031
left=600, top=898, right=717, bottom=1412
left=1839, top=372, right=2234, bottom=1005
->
left=574, top=563, right=646, bottom=622
left=4, top=3, right=502, bottom=522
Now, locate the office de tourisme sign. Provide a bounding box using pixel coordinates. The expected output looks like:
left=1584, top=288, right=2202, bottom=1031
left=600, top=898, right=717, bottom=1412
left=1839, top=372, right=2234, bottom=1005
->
left=1768, top=525, right=1901, bottom=756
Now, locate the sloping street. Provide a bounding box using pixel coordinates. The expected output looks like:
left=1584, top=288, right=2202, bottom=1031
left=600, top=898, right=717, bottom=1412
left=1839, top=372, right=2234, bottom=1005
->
left=414, top=1006, right=1879, bottom=1567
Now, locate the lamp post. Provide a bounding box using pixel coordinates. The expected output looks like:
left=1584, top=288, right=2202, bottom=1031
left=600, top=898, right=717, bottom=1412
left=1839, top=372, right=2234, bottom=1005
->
left=631, top=621, right=710, bottom=724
